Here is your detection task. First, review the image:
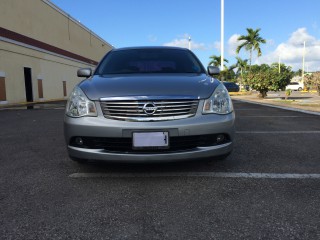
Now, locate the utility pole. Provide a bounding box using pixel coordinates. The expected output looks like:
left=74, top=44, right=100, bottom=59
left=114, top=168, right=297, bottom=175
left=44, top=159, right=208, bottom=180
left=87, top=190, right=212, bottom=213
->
left=220, top=0, right=224, bottom=71
left=302, top=41, right=306, bottom=84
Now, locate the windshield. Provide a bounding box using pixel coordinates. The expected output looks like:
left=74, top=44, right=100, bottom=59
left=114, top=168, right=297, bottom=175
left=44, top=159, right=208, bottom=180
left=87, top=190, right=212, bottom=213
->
left=95, top=48, right=206, bottom=75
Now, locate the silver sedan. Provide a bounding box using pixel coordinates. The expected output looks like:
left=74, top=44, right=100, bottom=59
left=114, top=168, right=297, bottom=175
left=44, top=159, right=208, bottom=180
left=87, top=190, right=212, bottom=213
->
left=64, top=47, right=235, bottom=163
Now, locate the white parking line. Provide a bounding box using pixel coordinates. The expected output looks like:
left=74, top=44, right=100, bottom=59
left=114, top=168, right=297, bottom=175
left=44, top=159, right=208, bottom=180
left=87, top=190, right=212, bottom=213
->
left=69, top=172, right=320, bottom=179
left=235, top=109, right=262, bottom=111
left=238, top=116, right=313, bottom=118
left=236, top=131, right=320, bottom=134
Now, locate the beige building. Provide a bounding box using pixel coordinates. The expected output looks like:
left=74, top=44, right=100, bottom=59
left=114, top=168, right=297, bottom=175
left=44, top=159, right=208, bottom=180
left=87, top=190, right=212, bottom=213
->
left=0, top=0, right=113, bottom=105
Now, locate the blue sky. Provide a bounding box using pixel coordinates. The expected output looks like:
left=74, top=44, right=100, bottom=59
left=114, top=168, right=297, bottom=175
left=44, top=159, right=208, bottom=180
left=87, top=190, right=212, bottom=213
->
left=51, top=0, right=320, bottom=71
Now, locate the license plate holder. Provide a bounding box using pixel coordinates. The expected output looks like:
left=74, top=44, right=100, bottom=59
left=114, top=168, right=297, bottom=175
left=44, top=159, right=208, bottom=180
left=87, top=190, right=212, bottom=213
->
left=132, top=132, right=169, bottom=149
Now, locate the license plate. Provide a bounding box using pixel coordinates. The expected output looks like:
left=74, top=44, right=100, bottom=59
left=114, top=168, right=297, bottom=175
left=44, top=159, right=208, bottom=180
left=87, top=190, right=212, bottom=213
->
left=133, top=132, right=169, bottom=149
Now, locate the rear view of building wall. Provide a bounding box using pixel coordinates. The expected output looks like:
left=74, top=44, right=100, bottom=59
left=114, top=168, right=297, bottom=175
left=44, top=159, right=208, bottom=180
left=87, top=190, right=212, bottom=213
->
left=0, top=0, right=113, bottom=105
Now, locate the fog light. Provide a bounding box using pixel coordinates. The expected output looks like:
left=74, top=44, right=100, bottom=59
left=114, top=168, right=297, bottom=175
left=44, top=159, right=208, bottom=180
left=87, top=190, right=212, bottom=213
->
left=216, top=134, right=226, bottom=144
left=75, top=137, right=83, bottom=146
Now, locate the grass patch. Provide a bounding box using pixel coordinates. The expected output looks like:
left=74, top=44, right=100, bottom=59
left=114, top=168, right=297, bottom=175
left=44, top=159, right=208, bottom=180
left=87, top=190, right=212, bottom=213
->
left=229, top=91, right=252, bottom=96
left=271, top=99, right=320, bottom=107
left=272, top=100, right=294, bottom=104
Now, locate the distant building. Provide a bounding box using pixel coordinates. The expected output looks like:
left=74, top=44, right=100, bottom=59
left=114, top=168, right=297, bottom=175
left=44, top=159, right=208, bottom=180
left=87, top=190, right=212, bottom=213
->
left=0, top=0, right=113, bottom=105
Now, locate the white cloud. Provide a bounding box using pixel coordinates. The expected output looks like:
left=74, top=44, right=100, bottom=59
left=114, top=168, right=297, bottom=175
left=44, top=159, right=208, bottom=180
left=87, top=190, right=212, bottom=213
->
left=227, top=34, right=241, bottom=56
left=258, top=28, right=320, bottom=71
left=287, top=28, right=316, bottom=46
left=210, top=35, right=244, bottom=56
left=163, top=35, right=208, bottom=50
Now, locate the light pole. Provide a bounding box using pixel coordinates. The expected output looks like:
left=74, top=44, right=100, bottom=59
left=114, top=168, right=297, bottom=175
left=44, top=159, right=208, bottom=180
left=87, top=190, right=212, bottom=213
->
left=220, top=0, right=224, bottom=71
left=302, top=41, right=306, bottom=84
left=188, top=36, right=191, bottom=50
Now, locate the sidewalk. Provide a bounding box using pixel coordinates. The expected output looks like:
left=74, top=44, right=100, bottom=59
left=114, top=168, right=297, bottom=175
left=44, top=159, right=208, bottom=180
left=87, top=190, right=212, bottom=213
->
left=230, top=91, right=320, bottom=114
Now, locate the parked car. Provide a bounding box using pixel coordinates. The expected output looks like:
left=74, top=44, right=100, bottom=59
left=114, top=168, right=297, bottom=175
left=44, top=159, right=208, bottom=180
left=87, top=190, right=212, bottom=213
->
left=285, top=82, right=304, bottom=91
left=64, top=47, right=235, bottom=163
left=243, top=85, right=251, bottom=91
left=223, top=82, right=240, bottom=92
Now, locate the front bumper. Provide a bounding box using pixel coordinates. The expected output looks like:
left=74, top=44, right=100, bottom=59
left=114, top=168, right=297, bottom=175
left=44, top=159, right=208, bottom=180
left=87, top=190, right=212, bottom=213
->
left=64, top=108, right=235, bottom=163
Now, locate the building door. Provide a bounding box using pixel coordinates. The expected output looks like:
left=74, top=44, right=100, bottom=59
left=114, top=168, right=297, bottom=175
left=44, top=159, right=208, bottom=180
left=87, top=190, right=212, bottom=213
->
left=24, top=67, right=33, bottom=102
left=0, top=77, right=6, bottom=101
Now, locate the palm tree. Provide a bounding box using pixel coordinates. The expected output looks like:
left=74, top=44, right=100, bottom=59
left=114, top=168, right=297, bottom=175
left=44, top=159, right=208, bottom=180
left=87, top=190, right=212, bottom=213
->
left=235, top=57, right=248, bottom=77
left=209, top=55, right=228, bottom=69
left=236, top=28, right=266, bottom=68
left=234, top=57, right=249, bottom=90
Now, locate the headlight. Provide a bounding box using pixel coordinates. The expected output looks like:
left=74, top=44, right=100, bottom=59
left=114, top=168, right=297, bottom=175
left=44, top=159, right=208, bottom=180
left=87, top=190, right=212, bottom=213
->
left=202, top=83, right=233, bottom=114
left=65, top=86, right=97, bottom=117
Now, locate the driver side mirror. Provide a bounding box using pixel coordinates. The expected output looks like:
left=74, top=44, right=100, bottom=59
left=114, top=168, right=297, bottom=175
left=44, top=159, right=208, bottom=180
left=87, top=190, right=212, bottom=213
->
left=77, top=68, right=92, bottom=78
left=207, top=66, right=220, bottom=76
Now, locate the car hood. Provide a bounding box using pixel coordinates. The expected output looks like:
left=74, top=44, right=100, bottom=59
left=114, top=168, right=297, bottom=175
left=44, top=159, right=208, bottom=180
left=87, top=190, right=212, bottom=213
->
left=79, top=73, right=220, bottom=100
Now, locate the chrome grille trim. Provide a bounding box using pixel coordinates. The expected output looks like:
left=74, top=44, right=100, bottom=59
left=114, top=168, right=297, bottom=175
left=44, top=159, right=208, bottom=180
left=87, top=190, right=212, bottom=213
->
left=100, top=97, right=199, bottom=121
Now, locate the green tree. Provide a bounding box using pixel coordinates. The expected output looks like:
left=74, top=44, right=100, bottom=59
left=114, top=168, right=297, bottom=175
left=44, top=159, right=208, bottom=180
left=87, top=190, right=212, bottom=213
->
left=293, top=69, right=303, bottom=77
left=234, top=57, right=249, bottom=89
left=235, top=57, right=249, bottom=77
left=270, top=63, right=294, bottom=90
left=220, top=66, right=236, bottom=82
left=243, top=63, right=293, bottom=98
left=305, top=72, right=320, bottom=95
left=236, top=28, right=266, bottom=69
left=208, top=55, right=228, bottom=68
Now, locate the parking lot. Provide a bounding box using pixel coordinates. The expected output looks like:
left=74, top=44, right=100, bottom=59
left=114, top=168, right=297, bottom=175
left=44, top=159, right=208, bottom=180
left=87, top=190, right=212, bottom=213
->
left=1, top=100, right=320, bottom=239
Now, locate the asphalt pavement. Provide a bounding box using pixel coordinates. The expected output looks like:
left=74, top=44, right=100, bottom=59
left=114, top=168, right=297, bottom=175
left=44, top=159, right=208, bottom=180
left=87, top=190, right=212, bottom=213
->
left=0, top=100, right=320, bottom=239
left=231, top=91, right=320, bottom=114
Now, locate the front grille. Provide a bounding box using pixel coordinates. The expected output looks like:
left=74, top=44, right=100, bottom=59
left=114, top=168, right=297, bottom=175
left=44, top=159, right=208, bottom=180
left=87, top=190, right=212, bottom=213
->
left=100, top=99, right=199, bottom=121
left=70, top=134, right=230, bottom=153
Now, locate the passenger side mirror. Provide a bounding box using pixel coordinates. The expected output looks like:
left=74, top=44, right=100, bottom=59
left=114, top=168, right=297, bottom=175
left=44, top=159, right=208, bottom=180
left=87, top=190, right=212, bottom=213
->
left=207, top=66, right=220, bottom=76
left=77, top=68, right=92, bottom=78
